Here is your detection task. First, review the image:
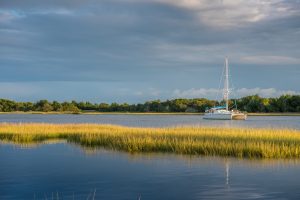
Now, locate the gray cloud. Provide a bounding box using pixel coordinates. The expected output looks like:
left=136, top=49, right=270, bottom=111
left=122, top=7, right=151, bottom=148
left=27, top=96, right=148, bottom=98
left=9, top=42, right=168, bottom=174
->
left=0, top=0, right=299, bottom=101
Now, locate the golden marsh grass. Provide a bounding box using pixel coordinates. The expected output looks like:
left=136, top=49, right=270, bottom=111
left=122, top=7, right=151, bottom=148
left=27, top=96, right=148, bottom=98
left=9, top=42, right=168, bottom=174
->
left=0, top=123, right=300, bottom=158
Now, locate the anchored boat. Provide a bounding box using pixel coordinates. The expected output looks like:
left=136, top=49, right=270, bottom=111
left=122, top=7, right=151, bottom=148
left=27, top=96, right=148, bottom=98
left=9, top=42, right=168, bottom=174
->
left=203, top=58, right=247, bottom=120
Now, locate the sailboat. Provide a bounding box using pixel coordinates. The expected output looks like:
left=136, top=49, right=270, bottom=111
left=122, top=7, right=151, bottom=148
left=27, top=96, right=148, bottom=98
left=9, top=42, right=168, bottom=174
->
left=203, top=58, right=247, bottom=120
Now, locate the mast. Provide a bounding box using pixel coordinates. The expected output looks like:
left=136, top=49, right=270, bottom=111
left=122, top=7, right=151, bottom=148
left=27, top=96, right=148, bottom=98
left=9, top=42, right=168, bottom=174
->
left=224, top=57, right=229, bottom=111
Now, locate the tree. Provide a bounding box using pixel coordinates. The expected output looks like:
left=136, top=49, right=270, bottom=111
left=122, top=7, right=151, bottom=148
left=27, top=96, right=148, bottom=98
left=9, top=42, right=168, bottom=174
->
left=99, top=103, right=110, bottom=112
left=35, top=100, right=53, bottom=112
left=0, top=95, right=299, bottom=113
left=60, top=102, right=80, bottom=113
left=52, top=101, right=62, bottom=111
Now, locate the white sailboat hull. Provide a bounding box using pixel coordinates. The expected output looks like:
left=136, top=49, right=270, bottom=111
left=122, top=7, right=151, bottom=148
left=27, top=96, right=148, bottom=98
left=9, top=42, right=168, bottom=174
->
left=203, top=112, right=247, bottom=120
left=203, top=113, right=232, bottom=120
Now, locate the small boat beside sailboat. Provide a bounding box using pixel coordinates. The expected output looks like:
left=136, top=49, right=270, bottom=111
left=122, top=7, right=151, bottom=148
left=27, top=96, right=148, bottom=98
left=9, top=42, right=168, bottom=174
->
left=203, top=58, right=247, bottom=120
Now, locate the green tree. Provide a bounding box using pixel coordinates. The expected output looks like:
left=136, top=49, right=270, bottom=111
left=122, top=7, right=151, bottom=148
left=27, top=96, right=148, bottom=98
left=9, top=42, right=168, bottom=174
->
left=52, top=101, right=62, bottom=111
left=60, top=102, right=80, bottom=113
left=35, top=100, right=53, bottom=112
left=99, top=103, right=110, bottom=112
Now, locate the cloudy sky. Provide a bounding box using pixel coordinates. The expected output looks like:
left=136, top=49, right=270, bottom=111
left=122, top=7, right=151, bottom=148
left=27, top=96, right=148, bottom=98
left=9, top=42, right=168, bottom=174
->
left=0, top=0, right=299, bottom=103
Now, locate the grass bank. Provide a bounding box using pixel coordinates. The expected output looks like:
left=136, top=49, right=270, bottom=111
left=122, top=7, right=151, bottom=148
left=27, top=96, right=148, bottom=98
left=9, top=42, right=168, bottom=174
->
left=1, top=123, right=300, bottom=159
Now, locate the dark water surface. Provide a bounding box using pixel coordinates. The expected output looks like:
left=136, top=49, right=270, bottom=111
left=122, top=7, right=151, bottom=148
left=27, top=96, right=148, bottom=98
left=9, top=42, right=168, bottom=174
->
left=0, top=114, right=300, bottom=129
left=1, top=143, right=300, bottom=200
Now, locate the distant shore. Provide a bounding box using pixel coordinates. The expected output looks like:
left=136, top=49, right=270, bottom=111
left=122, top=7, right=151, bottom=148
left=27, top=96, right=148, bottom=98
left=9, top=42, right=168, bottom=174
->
left=1, top=111, right=300, bottom=116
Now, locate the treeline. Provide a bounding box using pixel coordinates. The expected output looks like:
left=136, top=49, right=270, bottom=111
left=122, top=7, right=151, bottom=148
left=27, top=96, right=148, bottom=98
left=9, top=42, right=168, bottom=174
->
left=0, top=94, right=300, bottom=113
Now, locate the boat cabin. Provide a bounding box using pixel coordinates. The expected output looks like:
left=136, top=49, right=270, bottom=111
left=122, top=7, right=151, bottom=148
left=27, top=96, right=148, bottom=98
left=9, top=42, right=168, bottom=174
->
left=205, top=106, right=227, bottom=113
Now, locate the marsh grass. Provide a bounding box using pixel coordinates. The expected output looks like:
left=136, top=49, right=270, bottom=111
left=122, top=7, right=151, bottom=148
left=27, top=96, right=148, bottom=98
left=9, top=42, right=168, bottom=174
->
left=1, top=123, right=300, bottom=158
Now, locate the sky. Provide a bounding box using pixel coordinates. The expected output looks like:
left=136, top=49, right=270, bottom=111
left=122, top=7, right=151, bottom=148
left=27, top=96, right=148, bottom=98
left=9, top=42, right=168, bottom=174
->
left=0, top=0, right=300, bottom=103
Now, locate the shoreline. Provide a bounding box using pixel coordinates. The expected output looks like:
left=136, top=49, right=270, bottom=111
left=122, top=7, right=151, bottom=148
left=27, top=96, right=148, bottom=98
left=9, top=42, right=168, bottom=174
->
left=0, top=111, right=300, bottom=116
left=1, top=123, right=300, bottom=159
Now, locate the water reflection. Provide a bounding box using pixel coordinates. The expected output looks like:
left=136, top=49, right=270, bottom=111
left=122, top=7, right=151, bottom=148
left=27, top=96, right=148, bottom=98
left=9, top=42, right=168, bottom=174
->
left=1, top=142, right=300, bottom=199
left=4, top=141, right=300, bottom=168
left=225, top=161, right=230, bottom=187
left=0, top=140, right=66, bottom=149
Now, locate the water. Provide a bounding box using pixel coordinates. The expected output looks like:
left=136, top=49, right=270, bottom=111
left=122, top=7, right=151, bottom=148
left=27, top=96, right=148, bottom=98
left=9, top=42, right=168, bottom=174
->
left=0, top=114, right=300, bottom=129
left=1, top=114, right=300, bottom=199
left=1, top=143, right=300, bottom=200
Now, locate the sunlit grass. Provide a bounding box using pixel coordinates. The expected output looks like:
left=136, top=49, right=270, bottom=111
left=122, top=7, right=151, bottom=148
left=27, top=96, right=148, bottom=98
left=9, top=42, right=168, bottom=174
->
left=0, top=123, right=300, bottom=158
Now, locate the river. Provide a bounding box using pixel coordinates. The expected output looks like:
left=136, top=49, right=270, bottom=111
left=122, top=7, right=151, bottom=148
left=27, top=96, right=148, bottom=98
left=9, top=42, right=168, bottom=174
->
left=0, top=114, right=300, bottom=129
left=1, top=114, right=300, bottom=199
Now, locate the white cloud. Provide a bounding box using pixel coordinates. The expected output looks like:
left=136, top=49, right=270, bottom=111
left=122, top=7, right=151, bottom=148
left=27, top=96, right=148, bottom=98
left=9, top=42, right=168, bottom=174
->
left=134, top=88, right=161, bottom=97
left=173, top=88, right=219, bottom=98
left=152, top=0, right=298, bottom=28
left=240, top=56, right=300, bottom=65
left=30, top=9, right=73, bottom=16
left=236, top=88, right=300, bottom=97
left=172, top=87, right=299, bottom=99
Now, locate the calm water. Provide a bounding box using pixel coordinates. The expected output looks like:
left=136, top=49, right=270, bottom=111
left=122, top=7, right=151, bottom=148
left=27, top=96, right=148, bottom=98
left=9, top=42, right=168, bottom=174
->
left=0, top=114, right=300, bottom=129
left=1, top=114, right=300, bottom=199
left=1, top=143, right=300, bottom=200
